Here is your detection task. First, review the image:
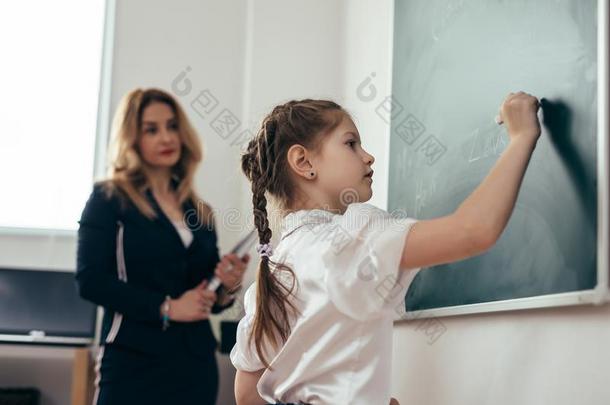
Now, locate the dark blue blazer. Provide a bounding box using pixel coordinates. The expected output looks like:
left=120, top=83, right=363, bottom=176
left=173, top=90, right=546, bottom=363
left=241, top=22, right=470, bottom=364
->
left=75, top=180, right=233, bottom=358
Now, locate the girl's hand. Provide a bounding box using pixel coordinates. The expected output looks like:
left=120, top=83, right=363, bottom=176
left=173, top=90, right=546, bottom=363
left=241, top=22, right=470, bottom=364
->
left=497, top=91, right=541, bottom=143
left=168, top=280, right=217, bottom=322
left=215, top=253, right=250, bottom=293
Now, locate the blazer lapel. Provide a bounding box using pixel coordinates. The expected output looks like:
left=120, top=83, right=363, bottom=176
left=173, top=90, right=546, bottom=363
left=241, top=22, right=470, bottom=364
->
left=144, top=187, right=193, bottom=252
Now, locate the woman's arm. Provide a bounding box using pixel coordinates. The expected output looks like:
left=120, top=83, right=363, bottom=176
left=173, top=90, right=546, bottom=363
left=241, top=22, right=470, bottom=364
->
left=401, top=92, right=541, bottom=270
left=235, top=369, right=267, bottom=405
left=197, top=215, right=241, bottom=314
left=212, top=253, right=250, bottom=312
left=212, top=286, right=236, bottom=313
left=75, top=184, right=166, bottom=324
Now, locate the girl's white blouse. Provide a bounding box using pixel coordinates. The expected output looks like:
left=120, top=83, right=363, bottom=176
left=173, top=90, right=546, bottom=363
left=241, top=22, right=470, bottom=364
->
left=230, top=203, right=422, bottom=405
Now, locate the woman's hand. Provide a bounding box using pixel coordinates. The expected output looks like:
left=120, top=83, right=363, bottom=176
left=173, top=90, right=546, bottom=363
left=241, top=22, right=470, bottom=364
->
left=214, top=253, right=250, bottom=293
left=497, top=91, right=541, bottom=144
left=167, top=280, right=217, bottom=322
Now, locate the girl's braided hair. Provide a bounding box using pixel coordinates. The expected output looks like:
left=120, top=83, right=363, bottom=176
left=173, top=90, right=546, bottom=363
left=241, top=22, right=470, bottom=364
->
left=240, top=99, right=346, bottom=368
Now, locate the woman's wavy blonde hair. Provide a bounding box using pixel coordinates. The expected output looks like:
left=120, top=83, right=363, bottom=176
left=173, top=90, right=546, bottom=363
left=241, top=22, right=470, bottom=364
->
left=99, top=88, right=213, bottom=227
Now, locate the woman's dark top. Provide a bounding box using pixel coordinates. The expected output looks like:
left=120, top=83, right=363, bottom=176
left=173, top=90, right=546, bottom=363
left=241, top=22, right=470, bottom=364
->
left=75, top=180, right=234, bottom=358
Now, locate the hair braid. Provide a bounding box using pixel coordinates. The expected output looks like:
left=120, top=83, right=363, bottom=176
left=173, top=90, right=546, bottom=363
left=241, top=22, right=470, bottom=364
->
left=239, top=99, right=347, bottom=369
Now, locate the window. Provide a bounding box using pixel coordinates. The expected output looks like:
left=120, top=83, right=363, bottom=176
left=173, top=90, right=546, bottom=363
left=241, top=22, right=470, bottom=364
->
left=0, top=1, right=109, bottom=231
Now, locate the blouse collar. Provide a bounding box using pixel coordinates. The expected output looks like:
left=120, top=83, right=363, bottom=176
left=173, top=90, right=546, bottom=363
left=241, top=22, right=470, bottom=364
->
left=280, top=208, right=338, bottom=240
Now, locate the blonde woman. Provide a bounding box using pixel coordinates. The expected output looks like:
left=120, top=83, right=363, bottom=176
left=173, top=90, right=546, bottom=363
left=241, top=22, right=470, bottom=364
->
left=76, top=88, right=249, bottom=405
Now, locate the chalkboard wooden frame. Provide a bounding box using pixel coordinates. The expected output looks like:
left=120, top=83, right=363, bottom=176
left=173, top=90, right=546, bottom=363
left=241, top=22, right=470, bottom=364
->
left=391, top=0, right=610, bottom=321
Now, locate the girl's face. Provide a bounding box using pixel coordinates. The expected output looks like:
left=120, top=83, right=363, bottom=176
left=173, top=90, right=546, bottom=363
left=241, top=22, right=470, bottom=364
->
left=137, top=102, right=182, bottom=169
left=314, top=114, right=375, bottom=208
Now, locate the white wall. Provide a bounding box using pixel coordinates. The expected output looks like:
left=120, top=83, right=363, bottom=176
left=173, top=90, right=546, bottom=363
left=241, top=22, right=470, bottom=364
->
left=341, top=0, right=396, bottom=210
left=239, top=0, right=347, bottom=286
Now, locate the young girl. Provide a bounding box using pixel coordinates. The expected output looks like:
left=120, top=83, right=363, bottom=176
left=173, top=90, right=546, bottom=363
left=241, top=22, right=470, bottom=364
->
left=230, top=94, right=541, bottom=405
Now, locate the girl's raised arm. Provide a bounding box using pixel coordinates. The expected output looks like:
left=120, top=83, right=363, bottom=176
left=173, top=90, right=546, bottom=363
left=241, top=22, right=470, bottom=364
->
left=401, top=92, right=541, bottom=271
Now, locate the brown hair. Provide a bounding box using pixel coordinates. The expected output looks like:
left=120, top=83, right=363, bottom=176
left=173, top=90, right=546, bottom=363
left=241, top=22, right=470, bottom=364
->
left=99, top=88, right=213, bottom=227
left=241, top=99, right=347, bottom=368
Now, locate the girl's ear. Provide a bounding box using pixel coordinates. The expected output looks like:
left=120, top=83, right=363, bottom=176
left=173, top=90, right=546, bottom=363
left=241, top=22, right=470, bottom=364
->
left=286, top=144, right=316, bottom=180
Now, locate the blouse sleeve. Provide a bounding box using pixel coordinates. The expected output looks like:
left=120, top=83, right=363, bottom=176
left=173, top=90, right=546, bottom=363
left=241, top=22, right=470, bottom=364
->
left=230, top=283, right=275, bottom=371
left=322, top=203, right=421, bottom=322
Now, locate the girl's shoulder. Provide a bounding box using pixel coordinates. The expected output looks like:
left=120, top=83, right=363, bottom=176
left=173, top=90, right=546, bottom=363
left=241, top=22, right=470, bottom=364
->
left=332, top=202, right=410, bottom=235
left=341, top=202, right=393, bottom=220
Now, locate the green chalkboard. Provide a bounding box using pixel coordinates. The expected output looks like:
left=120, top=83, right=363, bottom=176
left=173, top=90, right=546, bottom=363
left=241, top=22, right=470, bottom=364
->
left=388, top=0, right=601, bottom=314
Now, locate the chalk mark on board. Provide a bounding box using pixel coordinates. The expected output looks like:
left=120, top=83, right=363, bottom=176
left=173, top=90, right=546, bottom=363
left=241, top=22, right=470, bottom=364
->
left=467, top=124, right=507, bottom=163
left=414, top=177, right=438, bottom=216
left=432, top=0, right=467, bottom=42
